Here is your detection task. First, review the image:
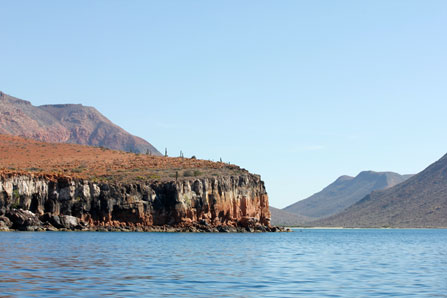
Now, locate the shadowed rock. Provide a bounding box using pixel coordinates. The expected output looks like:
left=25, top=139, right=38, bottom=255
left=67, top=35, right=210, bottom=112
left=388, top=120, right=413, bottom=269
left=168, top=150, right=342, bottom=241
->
left=0, top=174, right=281, bottom=232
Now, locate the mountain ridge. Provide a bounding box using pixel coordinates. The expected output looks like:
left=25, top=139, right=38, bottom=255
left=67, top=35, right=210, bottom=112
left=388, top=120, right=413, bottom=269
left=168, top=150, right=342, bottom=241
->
left=314, top=153, right=447, bottom=228
left=283, top=171, right=412, bottom=219
left=269, top=206, right=311, bottom=226
left=0, top=91, right=161, bottom=155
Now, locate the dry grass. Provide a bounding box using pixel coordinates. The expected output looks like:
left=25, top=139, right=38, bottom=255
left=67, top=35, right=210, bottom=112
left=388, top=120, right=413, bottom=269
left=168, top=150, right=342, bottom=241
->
left=0, top=134, right=245, bottom=183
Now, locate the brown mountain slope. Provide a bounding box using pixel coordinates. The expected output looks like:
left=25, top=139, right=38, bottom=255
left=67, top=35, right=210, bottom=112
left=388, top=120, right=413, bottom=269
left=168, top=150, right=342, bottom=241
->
left=269, top=206, right=311, bottom=226
left=0, top=134, right=243, bottom=183
left=0, top=91, right=160, bottom=155
left=284, top=171, right=411, bottom=219
left=315, top=154, right=447, bottom=228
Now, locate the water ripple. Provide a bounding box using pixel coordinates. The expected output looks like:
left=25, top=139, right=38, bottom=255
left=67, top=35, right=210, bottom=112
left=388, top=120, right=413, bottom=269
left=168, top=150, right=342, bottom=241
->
left=0, top=230, right=446, bottom=297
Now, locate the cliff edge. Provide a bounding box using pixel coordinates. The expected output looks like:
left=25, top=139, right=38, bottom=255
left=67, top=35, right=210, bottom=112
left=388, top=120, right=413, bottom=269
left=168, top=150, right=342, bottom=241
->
left=0, top=135, right=277, bottom=232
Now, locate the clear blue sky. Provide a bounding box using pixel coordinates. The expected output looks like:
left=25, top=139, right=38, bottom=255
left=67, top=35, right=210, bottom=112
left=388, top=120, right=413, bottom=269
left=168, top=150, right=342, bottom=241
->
left=1, top=1, right=447, bottom=208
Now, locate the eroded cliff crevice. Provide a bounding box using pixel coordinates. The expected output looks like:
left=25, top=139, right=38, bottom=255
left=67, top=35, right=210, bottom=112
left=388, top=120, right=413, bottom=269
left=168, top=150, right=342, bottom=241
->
left=0, top=173, right=277, bottom=232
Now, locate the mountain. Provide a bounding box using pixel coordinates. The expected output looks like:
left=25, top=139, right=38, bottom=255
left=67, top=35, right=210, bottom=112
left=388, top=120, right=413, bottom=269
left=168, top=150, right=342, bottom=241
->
left=269, top=206, right=311, bottom=226
left=0, top=91, right=160, bottom=155
left=284, top=171, right=412, bottom=219
left=315, top=154, right=447, bottom=228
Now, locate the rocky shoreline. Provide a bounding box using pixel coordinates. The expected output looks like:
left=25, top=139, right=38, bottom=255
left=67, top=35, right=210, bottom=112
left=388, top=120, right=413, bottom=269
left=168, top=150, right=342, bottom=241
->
left=0, top=174, right=285, bottom=233
left=0, top=209, right=287, bottom=232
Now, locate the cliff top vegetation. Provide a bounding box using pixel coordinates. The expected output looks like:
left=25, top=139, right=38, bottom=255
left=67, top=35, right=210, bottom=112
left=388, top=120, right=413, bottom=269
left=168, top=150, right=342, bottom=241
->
left=0, top=134, right=246, bottom=183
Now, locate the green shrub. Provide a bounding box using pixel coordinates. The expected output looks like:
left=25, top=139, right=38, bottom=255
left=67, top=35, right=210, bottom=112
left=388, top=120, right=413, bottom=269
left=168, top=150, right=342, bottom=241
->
left=148, top=174, right=161, bottom=180
left=10, top=203, right=21, bottom=209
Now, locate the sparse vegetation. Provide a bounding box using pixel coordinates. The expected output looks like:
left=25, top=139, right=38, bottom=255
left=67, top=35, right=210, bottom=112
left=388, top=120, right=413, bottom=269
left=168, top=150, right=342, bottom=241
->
left=183, top=170, right=193, bottom=177
left=0, top=134, right=245, bottom=184
left=27, top=167, right=41, bottom=172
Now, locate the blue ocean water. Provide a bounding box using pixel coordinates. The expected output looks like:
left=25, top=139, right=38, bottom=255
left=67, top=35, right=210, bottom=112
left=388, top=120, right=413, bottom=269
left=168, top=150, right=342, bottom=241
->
left=0, top=229, right=446, bottom=297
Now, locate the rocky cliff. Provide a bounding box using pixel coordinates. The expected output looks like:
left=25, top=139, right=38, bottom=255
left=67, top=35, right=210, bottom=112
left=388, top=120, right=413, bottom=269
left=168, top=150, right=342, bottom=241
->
left=0, top=173, right=275, bottom=232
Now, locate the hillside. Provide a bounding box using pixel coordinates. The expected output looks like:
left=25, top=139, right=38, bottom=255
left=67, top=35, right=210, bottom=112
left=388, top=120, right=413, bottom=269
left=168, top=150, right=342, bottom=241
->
left=0, top=91, right=160, bottom=155
left=316, top=154, right=447, bottom=228
left=284, top=171, right=411, bottom=219
left=0, top=134, right=243, bottom=183
left=269, top=207, right=311, bottom=227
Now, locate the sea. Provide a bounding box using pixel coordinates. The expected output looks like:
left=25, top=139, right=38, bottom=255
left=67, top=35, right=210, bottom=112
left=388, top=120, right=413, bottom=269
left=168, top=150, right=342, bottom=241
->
left=0, top=229, right=446, bottom=297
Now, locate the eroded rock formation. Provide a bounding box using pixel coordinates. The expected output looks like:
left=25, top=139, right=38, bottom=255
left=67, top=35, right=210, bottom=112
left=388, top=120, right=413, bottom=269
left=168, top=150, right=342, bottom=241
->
left=0, top=173, right=279, bottom=232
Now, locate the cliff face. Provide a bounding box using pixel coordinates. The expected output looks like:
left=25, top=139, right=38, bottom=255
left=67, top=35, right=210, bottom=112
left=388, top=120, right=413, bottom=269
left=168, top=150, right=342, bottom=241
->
left=0, top=174, right=273, bottom=232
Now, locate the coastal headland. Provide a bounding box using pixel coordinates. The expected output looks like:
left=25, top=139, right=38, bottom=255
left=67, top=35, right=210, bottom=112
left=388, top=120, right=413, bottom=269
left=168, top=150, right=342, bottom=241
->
left=0, top=135, right=279, bottom=232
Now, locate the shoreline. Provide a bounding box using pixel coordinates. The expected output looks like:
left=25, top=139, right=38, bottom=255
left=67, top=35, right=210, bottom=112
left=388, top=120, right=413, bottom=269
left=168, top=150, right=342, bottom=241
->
left=285, top=226, right=447, bottom=229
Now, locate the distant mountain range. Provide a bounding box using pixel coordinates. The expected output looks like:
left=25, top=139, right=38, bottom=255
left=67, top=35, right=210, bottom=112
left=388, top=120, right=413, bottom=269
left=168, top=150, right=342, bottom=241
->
left=269, top=207, right=311, bottom=227
left=0, top=91, right=160, bottom=155
left=316, top=154, right=447, bottom=228
left=283, top=171, right=412, bottom=220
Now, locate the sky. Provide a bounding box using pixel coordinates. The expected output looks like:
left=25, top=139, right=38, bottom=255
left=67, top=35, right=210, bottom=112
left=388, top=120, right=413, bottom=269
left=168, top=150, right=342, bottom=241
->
left=1, top=1, right=447, bottom=208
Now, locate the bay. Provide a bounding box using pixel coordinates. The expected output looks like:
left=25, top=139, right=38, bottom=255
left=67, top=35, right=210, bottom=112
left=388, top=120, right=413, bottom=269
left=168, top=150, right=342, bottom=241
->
left=0, top=229, right=446, bottom=297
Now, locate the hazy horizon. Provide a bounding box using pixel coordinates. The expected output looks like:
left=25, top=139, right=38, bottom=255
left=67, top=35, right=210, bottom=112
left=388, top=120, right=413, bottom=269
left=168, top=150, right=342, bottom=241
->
left=2, top=0, right=447, bottom=208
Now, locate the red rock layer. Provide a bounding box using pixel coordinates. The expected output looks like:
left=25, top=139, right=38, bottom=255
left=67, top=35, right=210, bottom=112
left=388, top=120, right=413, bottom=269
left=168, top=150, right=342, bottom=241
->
left=0, top=174, right=273, bottom=232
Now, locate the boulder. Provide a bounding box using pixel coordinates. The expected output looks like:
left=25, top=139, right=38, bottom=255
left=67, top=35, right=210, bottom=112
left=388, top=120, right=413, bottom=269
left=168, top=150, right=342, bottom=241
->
left=60, top=215, right=80, bottom=229
left=6, top=209, right=42, bottom=230
left=239, top=217, right=258, bottom=228
left=0, top=216, right=12, bottom=228
left=0, top=216, right=12, bottom=231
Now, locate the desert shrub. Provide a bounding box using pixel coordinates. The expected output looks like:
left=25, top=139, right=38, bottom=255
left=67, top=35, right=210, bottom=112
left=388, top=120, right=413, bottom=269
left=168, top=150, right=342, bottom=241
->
left=183, top=170, right=193, bottom=177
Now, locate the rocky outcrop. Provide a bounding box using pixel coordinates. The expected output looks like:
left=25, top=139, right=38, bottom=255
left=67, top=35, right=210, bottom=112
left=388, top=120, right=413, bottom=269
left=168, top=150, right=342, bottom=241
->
left=0, top=174, right=280, bottom=232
